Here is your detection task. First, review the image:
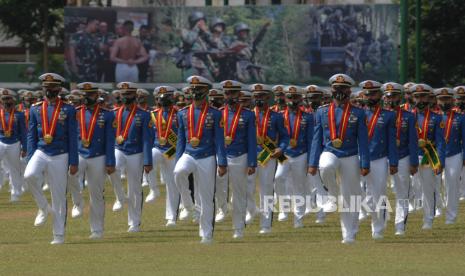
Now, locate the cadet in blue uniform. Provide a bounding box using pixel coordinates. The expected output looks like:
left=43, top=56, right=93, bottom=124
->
left=382, top=82, right=419, bottom=235
left=359, top=80, right=398, bottom=240
left=309, top=73, right=370, bottom=244
left=434, top=88, right=465, bottom=224
left=148, top=86, right=180, bottom=227
left=111, top=82, right=153, bottom=233
left=454, top=86, right=465, bottom=201
left=174, top=75, right=227, bottom=244
left=250, top=83, right=289, bottom=234
left=410, top=83, right=445, bottom=230
left=24, top=73, right=79, bottom=245
left=274, top=85, right=313, bottom=229
left=69, top=82, right=116, bottom=239
left=0, top=89, right=27, bottom=202
left=219, top=80, right=256, bottom=239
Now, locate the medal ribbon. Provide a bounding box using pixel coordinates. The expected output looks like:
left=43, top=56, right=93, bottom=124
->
left=395, top=107, right=402, bottom=143
left=284, top=108, right=302, bottom=142
left=444, top=110, right=455, bottom=143
left=41, top=99, right=62, bottom=140
left=418, top=108, right=431, bottom=140
left=328, top=102, right=351, bottom=141
left=254, top=107, right=270, bottom=139
left=0, top=108, right=14, bottom=136
left=367, top=106, right=382, bottom=140
left=187, top=103, right=209, bottom=143
left=79, top=104, right=101, bottom=143
left=157, top=107, right=176, bottom=142
left=223, top=104, right=242, bottom=141
left=116, top=104, right=137, bottom=140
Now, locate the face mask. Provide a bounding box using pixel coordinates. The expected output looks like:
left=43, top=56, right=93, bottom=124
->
left=122, top=96, right=135, bottom=105
left=115, top=97, right=122, bottom=104
left=225, top=97, right=239, bottom=105
left=210, top=99, right=223, bottom=109
left=4, top=102, right=14, bottom=109
left=385, top=100, right=400, bottom=109
left=159, top=97, right=173, bottom=107
left=415, top=101, right=428, bottom=110
left=85, top=96, right=97, bottom=106
left=310, top=101, right=320, bottom=110
left=45, top=89, right=59, bottom=99
left=439, top=103, right=452, bottom=112
left=366, top=98, right=380, bottom=107
left=286, top=101, right=299, bottom=109
left=137, top=98, right=146, bottom=104
left=24, top=101, right=33, bottom=108
left=255, top=99, right=266, bottom=108
left=276, top=98, right=285, bottom=105
left=192, top=92, right=206, bottom=101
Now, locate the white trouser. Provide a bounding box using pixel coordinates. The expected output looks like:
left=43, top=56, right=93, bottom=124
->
left=319, top=152, right=361, bottom=240
left=418, top=158, right=437, bottom=224
left=258, top=158, right=277, bottom=229
left=148, top=148, right=179, bottom=220
left=115, top=63, right=139, bottom=83
left=393, top=156, right=411, bottom=231
left=67, top=162, right=83, bottom=207
left=226, top=154, right=249, bottom=230
left=72, top=155, right=106, bottom=233
left=434, top=173, right=444, bottom=210
left=275, top=153, right=308, bottom=221
left=215, top=169, right=228, bottom=212
left=411, top=172, right=422, bottom=208
left=365, top=157, right=388, bottom=235
left=0, top=141, right=24, bottom=196
left=109, top=151, right=126, bottom=203
left=174, top=154, right=216, bottom=238
left=25, top=151, right=69, bottom=236
left=246, top=172, right=257, bottom=215
left=444, top=153, right=462, bottom=222
left=113, top=149, right=144, bottom=227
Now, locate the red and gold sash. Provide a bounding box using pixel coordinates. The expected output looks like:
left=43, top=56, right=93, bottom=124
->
left=187, top=103, right=209, bottom=147
left=444, top=110, right=455, bottom=143
left=0, top=108, right=15, bottom=137
left=79, top=104, right=101, bottom=148
left=116, top=104, right=137, bottom=144
left=255, top=107, right=270, bottom=145
left=367, top=106, right=382, bottom=140
left=328, top=102, right=351, bottom=148
left=284, top=108, right=302, bottom=148
left=223, top=104, right=242, bottom=146
left=24, top=109, right=30, bottom=128
left=156, top=107, right=176, bottom=146
left=403, top=103, right=410, bottom=111
left=41, top=99, right=62, bottom=144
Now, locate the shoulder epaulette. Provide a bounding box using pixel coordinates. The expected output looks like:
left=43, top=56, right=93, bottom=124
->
left=32, top=101, right=43, bottom=106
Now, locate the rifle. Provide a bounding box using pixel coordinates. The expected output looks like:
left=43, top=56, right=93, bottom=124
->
left=251, top=22, right=271, bottom=62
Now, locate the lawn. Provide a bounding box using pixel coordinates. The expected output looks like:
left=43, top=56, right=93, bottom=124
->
left=0, top=181, right=464, bottom=275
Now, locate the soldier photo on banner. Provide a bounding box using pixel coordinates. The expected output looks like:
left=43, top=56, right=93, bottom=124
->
left=64, top=5, right=398, bottom=83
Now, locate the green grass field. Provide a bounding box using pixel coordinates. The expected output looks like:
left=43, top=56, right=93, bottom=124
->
left=1, top=181, right=465, bottom=275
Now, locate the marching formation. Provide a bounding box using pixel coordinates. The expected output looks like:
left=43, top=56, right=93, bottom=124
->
left=2, top=72, right=465, bottom=245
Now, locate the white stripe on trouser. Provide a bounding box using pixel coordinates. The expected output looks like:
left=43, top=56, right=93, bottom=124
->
left=113, top=149, right=144, bottom=227
left=319, top=152, right=361, bottom=240
left=275, top=153, right=308, bottom=221
left=174, top=153, right=216, bottom=238
left=25, top=150, right=69, bottom=236
left=460, top=167, right=465, bottom=198
left=215, top=168, right=228, bottom=212
left=148, top=148, right=179, bottom=220
left=0, top=141, right=24, bottom=196
left=258, top=158, right=277, bottom=229
left=444, top=153, right=462, bottom=222
left=227, top=154, right=248, bottom=230
left=246, top=173, right=257, bottom=215
left=115, top=63, right=139, bottom=83
left=393, top=156, right=411, bottom=231
left=418, top=157, right=437, bottom=223
left=365, top=157, right=388, bottom=235
left=70, top=155, right=106, bottom=233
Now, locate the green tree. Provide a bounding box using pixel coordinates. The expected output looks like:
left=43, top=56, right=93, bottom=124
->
left=0, top=0, right=63, bottom=72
